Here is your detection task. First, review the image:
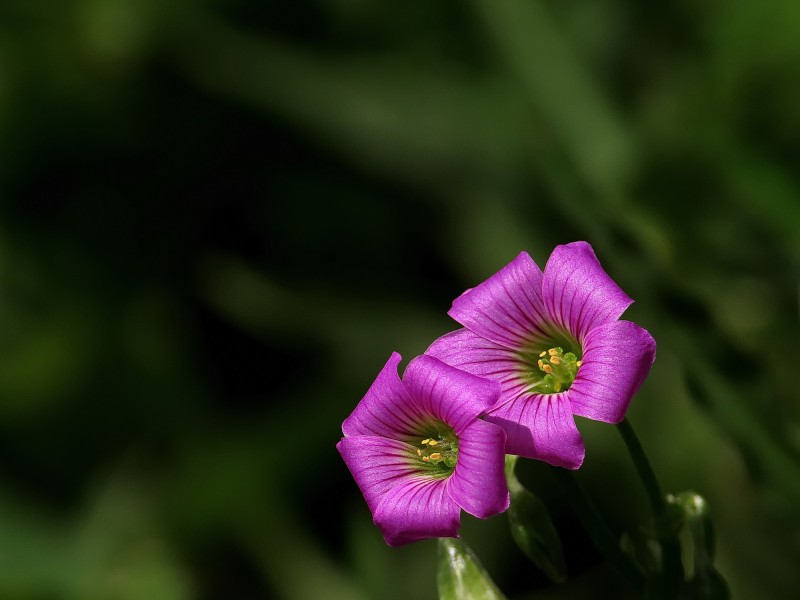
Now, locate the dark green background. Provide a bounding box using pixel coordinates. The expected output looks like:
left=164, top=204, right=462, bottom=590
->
left=1, top=0, right=799, bottom=598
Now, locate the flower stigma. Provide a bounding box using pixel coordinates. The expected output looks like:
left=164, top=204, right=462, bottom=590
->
left=530, top=347, right=580, bottom=393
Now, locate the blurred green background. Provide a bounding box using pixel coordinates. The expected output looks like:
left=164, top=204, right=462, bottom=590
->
left=1, top=0, right=799, bottom=598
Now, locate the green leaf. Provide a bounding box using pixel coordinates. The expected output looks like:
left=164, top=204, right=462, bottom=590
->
left=505, top=456, right=567, bottom=583
left=437, top=538, right=507, bottom=600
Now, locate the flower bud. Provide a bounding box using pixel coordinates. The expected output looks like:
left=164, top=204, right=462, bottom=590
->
left=667, top=491, right=730, bottom=600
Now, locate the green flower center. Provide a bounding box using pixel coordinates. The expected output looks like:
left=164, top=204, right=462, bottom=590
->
left=523, top=346, right=581, bottom=394
left=412, top=428, right=458, bottom=475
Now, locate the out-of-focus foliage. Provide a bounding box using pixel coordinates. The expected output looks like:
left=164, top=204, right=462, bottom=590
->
left=0, top=0, right=798, bottom=598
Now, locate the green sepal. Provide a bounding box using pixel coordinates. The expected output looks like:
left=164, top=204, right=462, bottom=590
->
left=437, top=538, right=507, bottom=600
left=504, top=455, right=567, bottom=583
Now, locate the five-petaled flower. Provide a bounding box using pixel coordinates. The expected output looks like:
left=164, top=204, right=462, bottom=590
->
left=426, top=242, right=656, bottom=469
left=337, top=352, right=510, bottom=546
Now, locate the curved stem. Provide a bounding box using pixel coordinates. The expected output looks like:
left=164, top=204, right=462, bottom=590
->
left=617, top=418, right=665, bottom=514
left=617, top=418, right=684, bottom=594
left=552, top=468, right=644, bottom=590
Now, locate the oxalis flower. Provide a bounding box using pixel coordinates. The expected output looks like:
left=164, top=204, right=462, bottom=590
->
left=426, top=241, right=656, bottom=469
left=337, top=352, right=509, bottom=546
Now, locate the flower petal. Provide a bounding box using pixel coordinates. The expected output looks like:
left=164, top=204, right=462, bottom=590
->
left=342, top=352, right=428, bottom=439
left=402, top=354, right=501, bottom=435
left=485, top=393, right=585, bottom=469
left=542, top=242, right=633, bottom=340
left=373, top=476, right=461, bottom=546
left=568, top=320, right=656, bottom=423
left=447, top=419, right=509, bottom=519
left=425, top=328, right=531, bottom=410
left=448, top=252, right=550, bottom=350
left=337, top=436, right=419, bottom=514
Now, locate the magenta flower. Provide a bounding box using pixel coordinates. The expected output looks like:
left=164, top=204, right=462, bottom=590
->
left=426, top=242, right=656, bottom=469
left=337, top=352, right=510, bottom=546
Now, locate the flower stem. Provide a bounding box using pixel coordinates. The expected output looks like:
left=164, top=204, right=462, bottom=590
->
left=617, top=418, right=684, bottom=594
left=616, top=418, right=665, bottom=513
left=551, top=468, right=644, bottom=590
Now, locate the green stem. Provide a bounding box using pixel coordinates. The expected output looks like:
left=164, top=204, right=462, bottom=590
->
left=617, top=418, right=665, bottom=514
left=552, top=468, right=644, bottom=590
left=617, top=418, right=684, bottom=594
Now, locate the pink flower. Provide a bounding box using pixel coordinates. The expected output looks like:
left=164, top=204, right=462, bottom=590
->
left=426, top=242, right=656, bottom=469
left=337, top=353, right=509, bottom=546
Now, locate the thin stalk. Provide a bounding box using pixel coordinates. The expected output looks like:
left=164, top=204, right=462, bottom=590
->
left=617, top=418, right=684, bottom=594
left=617, top=418, right=665, bottom=513
left=552, top=468, right=644, bottom=591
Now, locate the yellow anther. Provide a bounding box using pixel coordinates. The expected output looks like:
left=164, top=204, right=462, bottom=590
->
left=429, top=453, right=442, bottom=460
left=537, top=359, right=545, bottom=370
left=427, top=439, right=438, bottom=446
left=548, top=348, right=558, bottom=356
left=421, top=438, right=431, bottom=445
left=550, top=356, right=561, bottom=365
left=417, top=449, right=422, bottom=456
left=539, top=351, right=547, bottom=358
left=422, top=456, right=430, bottom=462
left=576, top=360, right=582, bottom=367
left=542, top=364, right=553, bottom=374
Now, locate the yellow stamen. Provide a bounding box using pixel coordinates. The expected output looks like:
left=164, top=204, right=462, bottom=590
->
left=542, top=364, right=553, bottom=374
left=427, top=439, right=438, bottom=446
left=548, top=348, right=558, bottom=356
left=550, top=356, right=561, bottom=365
left=539, top=351, right=547, bottom=358
left=417, top=449, right=422, bottom=456
left=537, top=359, right=545, bottom=370
left=421, top=438, right=431, bottom=445
left=429, top=453, right=442, bottom=460
left=422, top=456, right=430, bottom=462
left=576, top=360, right=582, bottom=367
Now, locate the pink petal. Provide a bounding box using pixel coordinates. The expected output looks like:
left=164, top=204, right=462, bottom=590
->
left=425, top=328, right=531, bottom=411
left=542, top=242, right=633, bottom=341
left=568, top=320, right=656, bottom=423
left=337, top=436, right=419, bottom=514
left=402, top=355, right=501, bottom=435
left=373, top=476, right=461, bottom=546
left=485, top=392, right=585, bottom=469
left=447, top=419, right=510, bottom=519
left=448, top=252, right=551, bottom=350
left=342, top=352, right=428, bottom=439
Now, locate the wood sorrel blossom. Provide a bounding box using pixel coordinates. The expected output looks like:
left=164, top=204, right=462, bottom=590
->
left=337, top=353, right=510, bottom=546
left=426, top=242, right=656, bottom=469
